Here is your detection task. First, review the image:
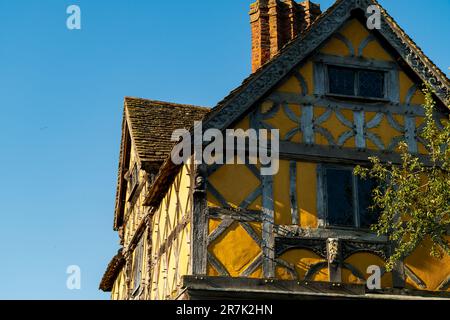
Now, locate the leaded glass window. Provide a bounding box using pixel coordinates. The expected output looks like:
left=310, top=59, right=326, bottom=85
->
left=328, top=66, right=355, bottom=96
left=359, top=70, right=384, bottom=98
left=326, top=168, right=354, bottom=227
left=324, top=166, right=381, bottom=229
left=327, top=66, right=385, bottom=99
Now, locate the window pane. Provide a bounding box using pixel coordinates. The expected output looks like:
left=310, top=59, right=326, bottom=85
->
left=358, top=178, right=381, bottom=228
left=326, top=168, right=354, bottom=227
left=328, top=66, right=355, bottom=96
left=358, top=70, right=384, bottom=98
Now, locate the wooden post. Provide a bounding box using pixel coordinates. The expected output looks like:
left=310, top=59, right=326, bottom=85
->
left=261, top=172, right=275, bottom=278
left=327, top=238, right=342, bottom=283
left=191, top=164, right=208, bottom=275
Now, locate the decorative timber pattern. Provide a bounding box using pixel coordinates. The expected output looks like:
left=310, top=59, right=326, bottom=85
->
left=148, top=163, right=194, bottom=300
left=262, top=92, right=435, bottom=154
left=204, top=162, right=430, bottom=288
left=205, top=159, right=266, bottom=278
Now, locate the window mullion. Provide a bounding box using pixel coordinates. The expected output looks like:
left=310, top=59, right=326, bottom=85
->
left=322, top=166, right=328, bottom=228
left=384, top=71, right=389, bottom=99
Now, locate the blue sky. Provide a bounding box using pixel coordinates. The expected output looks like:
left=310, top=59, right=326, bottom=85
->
left=0, top=0, right=448, bottom=300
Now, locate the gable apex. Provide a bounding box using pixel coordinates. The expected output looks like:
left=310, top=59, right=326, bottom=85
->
left=202, top=0, right=448, bottom=135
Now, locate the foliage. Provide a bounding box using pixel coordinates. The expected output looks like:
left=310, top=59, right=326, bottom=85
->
left=354, top=86, right=450, bottom=271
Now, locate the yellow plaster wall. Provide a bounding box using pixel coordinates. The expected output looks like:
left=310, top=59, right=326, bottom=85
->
left=399, top=71, right=426, bottom=105
left=276, top=61, right=313, bottom=95
left=273, top=160, right=292, bottom=225
left=207, top=153, right=449, bottom=289
left=111, top=269, right=126, bottom=300
left=342, top=253, right=393, bottom=287
left=264, top=104, right=302, bottom=142
left=122, top=146, right=150, bottom=248
left=297, top=162, right=318, bottom=228
left=112, top=144, right=152, bottom=299
left=208, top=221, right=262, bottom=277
left=314, top=107, right=355, bottom=148
left=337, top=20, right=368, bottom=57
left=207, top=160, right=262, bottom=210
left=214, top=158, right=447, bottom=290
left=149, top=162, right=194, bottom=300
left=275, top=251, right=396, bottom=287
left=206, top=159, right=320, bottom=278
left=276, top=249, right=328, bottom=281
left=404, top=238, right=450, bottom=291
left=207, top=160, right=319, bottom=230
left=320, top=19, right=394, bottom=62
left=320, top=36, right=351, bottom=56
left=365, top=112, right=404, bottom=151
left=273, top=161, right=319, bottom=226
left=362, top=40, right=393, bottom=61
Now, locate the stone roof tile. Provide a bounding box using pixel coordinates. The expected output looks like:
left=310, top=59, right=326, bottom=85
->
left=125, top=97, right=210, bottom=163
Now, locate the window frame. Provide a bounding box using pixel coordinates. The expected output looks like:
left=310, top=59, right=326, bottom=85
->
left=313, top=53, right=400, bottom=104
left=326, top=65, right=387, bottom=100
left=317, top=164, right=379, bottom=231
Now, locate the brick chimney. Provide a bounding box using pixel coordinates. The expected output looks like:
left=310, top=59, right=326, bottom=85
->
left=250, top=0, right=322, bottom=72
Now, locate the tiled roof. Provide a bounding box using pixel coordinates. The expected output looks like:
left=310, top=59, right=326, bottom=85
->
left=125, top=97, right=210, bottom=164
left=113, top=98, right=209, bottom=230
left=99, top=250, right=125, bottom=292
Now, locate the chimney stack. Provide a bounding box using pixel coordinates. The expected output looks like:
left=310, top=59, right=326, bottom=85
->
left=250, top=0, right=322, bottom=72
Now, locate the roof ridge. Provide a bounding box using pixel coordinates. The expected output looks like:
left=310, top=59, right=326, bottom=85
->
left=124, top=96, right=210, bottom=111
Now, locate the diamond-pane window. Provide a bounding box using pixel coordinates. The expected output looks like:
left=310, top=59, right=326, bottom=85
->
left=326, top=168, right=354, bottom=227
left=357, top=177, right=382, bottom=229
left=359, top=70, right=384, bottom=98
left=324, top=166, right=381, bottom=229
left=328, top=66, right=355, bottom=96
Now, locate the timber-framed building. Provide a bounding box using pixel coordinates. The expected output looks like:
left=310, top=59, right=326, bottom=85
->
left=100, top=0, right=450, bottom=300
